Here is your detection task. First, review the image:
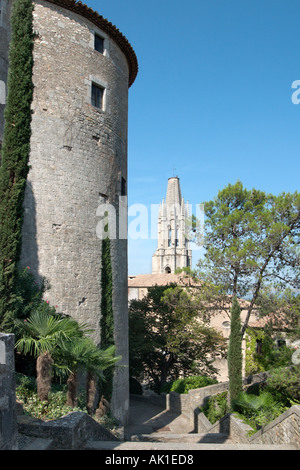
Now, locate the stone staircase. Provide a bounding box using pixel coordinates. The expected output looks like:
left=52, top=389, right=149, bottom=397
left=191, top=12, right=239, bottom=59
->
left=16, top=399, right=299, bottom=450
left=18, top=426, right=298, bottom=451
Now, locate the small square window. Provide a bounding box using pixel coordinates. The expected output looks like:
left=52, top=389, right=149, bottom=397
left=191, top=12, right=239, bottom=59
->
left=95, top=34, right=104, bottom=54
left=91, top=83, right=104, bottom=110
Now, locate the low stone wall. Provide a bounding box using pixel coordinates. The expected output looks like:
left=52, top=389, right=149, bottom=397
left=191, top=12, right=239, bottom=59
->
left=249, top=405, right=300, bottom=448
left=209, top=413, right=253, bottom=444
left=0, top=333, right=18, bottom=450
left=167, top=371, right=270, bottom=428
left=195, top=406, right=300, bottom=448
left=18, top=411, right=120, bottom=450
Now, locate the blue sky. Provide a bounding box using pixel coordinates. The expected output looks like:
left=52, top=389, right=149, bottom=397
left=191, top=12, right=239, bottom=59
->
left=87, top=0, right=300, bottom=275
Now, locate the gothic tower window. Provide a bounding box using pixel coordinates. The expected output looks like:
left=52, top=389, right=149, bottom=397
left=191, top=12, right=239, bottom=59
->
left=175, top=225, right=179, bottom=247
left=168, top=227, right=171, bottom=247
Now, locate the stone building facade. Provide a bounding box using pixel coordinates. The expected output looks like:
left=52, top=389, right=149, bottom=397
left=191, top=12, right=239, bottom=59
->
left=152, top=176, right=192, bottom=274
left=1, top=0, right=138, bottom=424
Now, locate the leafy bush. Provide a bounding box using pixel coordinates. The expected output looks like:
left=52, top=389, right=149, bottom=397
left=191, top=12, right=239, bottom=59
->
left=200, top=366, right=300, bottom=430
left=161, top=376, right=218, bottom=394
left=200, top=391, right=229, bottom=424
left=245, top=329, right=294, bottom=375
left=16, top=373, right=120, bottom=436
left=16, top=374, right=86, bottom=420
left=264, top=365, right=300, bottom=406
left=232, top=391, right=287, bottom=428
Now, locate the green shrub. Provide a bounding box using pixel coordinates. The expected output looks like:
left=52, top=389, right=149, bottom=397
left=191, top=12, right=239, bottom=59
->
left=200, top=391, right=229, bottom=424
left=232, top=391, right=287, bottom=429
left=245, top=329, right=294, bottom=375
left=264, top=365, right=300, bottom=406
left=16, top=375, right=85, bottom=420
left=161, top=376, right=218, bottom=394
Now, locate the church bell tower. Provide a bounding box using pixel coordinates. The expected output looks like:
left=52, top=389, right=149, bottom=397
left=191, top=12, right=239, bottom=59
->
left=152, top=176, right=192, bottom=274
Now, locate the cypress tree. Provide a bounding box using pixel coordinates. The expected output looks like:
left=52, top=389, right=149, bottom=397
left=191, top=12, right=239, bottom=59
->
left=228, top=296, right=243, bottom=407
left=99, top=237, right=115, bottom=401
left=0, top=0, right=34, bottom=329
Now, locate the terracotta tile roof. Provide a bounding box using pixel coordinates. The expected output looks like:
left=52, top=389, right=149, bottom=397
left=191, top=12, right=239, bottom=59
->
left=43, top=0, right=138, bottom=87
left=248, top=313, right=289, bottom=329
left=128, top=273, right=202, bottom=288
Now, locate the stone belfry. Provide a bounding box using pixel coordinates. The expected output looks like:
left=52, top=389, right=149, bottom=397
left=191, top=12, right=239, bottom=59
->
left=152, top=176, right=192, bottom=274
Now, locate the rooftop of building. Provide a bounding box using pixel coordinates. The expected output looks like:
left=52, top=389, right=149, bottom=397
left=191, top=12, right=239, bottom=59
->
left=128, top=272, right=202, bottom=288
left=128, top=273, right=272, bottom=327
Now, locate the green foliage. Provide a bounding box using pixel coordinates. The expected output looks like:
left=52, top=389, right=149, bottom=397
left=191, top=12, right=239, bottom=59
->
left=198, top=181, right=300, bottom=338
left=129, top=285, right=225, bottom=393
left=15, top=308, right=85, bottom=358
left=200, top=391, right=229, bottom=424
left=264, top=365, right=300, bottom=406
left=245, top=329, right=267, bottom=375
left=57, top=339, right=121, bottom=382
left=200, top=364, right=300, bottom=430
left=232, top=391, right=287, bottom=428
left=0, top=0, right=34, bottom=329
left=245, top=328, right=294, bottom=375
left=161, top=376, right=218, bottom=394
left=99, top=237, right=115, bottom=402
left=16, top=373, right=120, bottom=434
left=100, top=238, right=114, bottom=348
left=16, top=375, right=86, bottom=420
left=228, top=297, right=243, bottom=405
left=0, top=266, right=45, bottom=332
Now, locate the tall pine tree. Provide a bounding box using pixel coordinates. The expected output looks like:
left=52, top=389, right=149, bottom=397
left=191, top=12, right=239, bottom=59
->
left=0, top=0, right=34, bottom=329
left=227, top=296, right=243, bottom=407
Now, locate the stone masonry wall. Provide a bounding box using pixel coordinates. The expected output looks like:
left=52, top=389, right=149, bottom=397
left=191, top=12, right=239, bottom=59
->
left=0, top=333, right=18, bottom=450
left=250, top=405, right=300, bottom=448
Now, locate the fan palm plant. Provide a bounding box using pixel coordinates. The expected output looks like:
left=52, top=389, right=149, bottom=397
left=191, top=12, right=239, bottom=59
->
left=57, top=338, right=121, bottom=411
left=15, top=308, right=88, bottom=401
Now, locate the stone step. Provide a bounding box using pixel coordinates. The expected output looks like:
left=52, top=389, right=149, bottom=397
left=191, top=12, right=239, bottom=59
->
left=130, top=432, right=232, bottom=443
left=85, top=440, right=298, bottom=451
left=18, top=434, right=54, bottom=450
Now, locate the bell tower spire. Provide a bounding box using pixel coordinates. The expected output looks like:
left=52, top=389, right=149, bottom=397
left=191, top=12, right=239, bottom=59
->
left=152, top=176, right=192, bottom=274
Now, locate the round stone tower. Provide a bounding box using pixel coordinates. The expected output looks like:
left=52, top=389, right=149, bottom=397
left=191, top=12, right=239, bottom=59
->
left=2, top=0, right=138, bottom=424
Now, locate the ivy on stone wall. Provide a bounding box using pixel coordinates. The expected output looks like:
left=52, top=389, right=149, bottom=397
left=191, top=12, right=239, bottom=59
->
left=245, top=329, right=266, bottom=376
left=0, top=0, right=34, bottom=329
left=99, top=237, right=115, bottom=401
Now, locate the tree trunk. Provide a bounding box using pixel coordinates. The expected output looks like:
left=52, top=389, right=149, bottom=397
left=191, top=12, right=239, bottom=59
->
left=66, top=372, right=78, bottom=408
left=86, top=372, right=98, bottom=415
left=36, top=352, right=53, bottom=402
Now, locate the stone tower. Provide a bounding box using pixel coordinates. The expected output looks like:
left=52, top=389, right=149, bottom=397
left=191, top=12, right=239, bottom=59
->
left=152, top=176, right=192, bottom=274
left=1, top=0, right=138, bottom=424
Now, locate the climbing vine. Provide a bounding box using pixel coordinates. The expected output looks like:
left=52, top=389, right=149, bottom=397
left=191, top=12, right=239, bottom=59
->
left=245, top=329, right=267, bottom=376
left=0, top=0, right=34, bottom=329
left=99, top=236, right=115, bottom=401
